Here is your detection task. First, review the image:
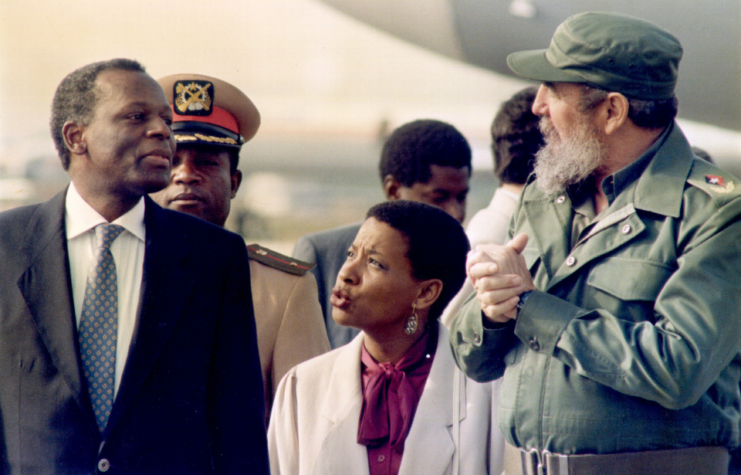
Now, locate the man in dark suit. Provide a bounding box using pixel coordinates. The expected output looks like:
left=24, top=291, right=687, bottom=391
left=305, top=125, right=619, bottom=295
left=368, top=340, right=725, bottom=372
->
left=0, top=59, right=269, bottom=474
left=293, top=119, right=472, bottom=348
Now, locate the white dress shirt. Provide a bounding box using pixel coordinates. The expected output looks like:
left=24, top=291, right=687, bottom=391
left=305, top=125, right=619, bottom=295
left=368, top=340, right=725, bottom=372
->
left=65, top=182, right=145, bottom=395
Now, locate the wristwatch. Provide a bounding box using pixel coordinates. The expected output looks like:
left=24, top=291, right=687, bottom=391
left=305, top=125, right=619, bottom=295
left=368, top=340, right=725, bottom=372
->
left=516, top=290, right=533, bottom=316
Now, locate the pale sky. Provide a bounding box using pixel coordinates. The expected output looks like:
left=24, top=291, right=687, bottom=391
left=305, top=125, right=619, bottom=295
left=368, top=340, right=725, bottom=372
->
left=1, top=0, right=738, bottom=178
left=0, top=0, right=527, bottom=174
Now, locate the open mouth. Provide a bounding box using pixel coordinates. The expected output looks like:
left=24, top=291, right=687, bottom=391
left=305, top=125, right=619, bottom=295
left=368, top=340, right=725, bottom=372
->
left=330, top=288, right=351, bottom=309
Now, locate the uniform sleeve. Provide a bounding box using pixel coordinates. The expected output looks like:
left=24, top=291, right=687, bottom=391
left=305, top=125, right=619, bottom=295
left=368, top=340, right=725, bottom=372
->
left=268, top=368, right=300, bottom=475
left=516, top=199, right=741, bottom=409
left=271, top=272, right=330, bottom=397
left=448, top=293, right=518, bottom=383
left=208, top=236, right=269, bottom=474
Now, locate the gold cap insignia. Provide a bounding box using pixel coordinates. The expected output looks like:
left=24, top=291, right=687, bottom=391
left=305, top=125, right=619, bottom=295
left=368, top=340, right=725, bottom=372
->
left=174, top=80, right=214, bottom=116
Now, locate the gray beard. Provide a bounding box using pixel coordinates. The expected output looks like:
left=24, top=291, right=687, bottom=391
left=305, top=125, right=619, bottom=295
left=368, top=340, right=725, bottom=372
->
left=533, top=116, right=604, bottom=196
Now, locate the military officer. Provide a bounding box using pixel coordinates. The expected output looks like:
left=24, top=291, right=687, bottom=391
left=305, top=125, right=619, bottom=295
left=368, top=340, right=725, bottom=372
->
left=151, top=74, right=330, bottom=418
left=449, top=12, right=741, bottom=475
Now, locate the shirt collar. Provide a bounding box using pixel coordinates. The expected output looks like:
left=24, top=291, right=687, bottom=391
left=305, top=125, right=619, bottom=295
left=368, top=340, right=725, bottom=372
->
left=65, top=182, right=146, bottom=241
left=600, top=124, right=672, bottom=207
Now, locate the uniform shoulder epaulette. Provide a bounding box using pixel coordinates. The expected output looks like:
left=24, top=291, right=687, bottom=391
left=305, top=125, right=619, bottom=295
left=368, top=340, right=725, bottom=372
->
left=246, top=243, right=315, bottom=276
left=686, top=159, right=741, bottom=203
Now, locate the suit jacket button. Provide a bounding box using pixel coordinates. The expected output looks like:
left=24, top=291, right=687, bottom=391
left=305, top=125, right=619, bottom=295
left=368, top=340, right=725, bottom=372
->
left=98, top=459, right=110, bottom=472
left=528, top=338, right=540, bottom=352
left=566, top=256, right=576, bottom=266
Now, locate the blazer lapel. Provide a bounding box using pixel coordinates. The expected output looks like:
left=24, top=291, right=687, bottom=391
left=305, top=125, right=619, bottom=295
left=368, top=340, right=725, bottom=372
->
left=105, top=199, right=194, bottom=436
left=399, top=324, right=456, bottom=475
left=16, top=189, right=98, bottom=431
left=314, top=334, right=370, bottom=475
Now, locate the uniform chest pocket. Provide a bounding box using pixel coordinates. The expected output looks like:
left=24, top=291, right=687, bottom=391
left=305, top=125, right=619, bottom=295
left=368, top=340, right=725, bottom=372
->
left=587, top=257, right=674, bottom=301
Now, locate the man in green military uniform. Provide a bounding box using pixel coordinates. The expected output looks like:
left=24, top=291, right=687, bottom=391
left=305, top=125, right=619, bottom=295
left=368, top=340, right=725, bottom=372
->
left=449, top=11, right=741, bottom=475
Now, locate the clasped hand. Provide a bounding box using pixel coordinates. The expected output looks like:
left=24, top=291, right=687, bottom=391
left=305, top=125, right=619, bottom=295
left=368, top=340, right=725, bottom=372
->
left=466, top=233, right=535, bottom=323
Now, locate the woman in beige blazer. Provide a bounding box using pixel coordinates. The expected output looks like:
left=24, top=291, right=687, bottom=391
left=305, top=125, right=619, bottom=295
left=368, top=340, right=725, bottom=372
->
left=268, top=201, right=504, bottom=475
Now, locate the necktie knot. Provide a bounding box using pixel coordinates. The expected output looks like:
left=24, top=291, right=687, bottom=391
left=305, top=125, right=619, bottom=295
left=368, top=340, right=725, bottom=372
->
left=95, top=224, right=125, bottom=252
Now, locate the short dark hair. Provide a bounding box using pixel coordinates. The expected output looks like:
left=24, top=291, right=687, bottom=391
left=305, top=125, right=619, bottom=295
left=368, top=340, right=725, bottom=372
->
left=491, top=87, right=543, bottom=185
left=577, top=85, right=678, bottom=129
left=379, top=119, right=471, bottom=187
left=50, top=59, right=146, bottom=170
left=366, top=200, right=469, bottom=321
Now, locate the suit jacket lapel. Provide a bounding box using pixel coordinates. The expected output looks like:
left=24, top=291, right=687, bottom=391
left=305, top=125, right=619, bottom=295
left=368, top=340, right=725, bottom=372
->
left=315, top=334, right=370, bottom=475
left=399, top=324, right=456, bottom=475
left=16, top=189, right=98, bottom=431
left=105, top=198, right=193, bottom=436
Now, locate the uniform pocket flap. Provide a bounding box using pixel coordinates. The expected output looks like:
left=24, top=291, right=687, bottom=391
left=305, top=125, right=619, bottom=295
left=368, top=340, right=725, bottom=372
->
left=587, top=258, right=674, bottom=301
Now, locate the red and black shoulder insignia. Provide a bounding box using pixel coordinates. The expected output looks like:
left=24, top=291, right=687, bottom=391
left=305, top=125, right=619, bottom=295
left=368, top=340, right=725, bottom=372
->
left=246, top=243, right=315, bottom=276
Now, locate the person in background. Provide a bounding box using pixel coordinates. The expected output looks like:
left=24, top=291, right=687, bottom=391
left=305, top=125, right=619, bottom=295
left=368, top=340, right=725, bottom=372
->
left=450, top=12, right=741, bottom=474
left=151, top=74, right=330, bottom=418
left=294, top=119, right=471, bottom=348
left=0, top=59, right=268, bottom=474
left=269, top=200, right=504, bottom=475
left=442, top=86, right=543, bottom=326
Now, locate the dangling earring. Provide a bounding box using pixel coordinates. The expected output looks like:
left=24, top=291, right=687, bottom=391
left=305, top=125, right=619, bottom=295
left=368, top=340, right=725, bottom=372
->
left=404, top=304, right=418, bottom=336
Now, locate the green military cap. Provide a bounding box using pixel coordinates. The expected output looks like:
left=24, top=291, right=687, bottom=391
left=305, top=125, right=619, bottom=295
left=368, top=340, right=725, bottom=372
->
left=157, top=73, right=260, bottom=149
left=507, top=11, right=683, bottom=100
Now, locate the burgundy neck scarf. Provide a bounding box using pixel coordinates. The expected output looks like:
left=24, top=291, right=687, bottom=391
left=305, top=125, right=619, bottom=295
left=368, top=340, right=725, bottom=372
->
left=357, top=327, right=437, bottom=452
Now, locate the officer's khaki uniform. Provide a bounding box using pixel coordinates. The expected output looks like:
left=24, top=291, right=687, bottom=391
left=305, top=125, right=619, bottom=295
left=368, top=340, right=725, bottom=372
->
left=450, top=122, right=741, bottom=455
left=248, top=245, right=330, bottom=417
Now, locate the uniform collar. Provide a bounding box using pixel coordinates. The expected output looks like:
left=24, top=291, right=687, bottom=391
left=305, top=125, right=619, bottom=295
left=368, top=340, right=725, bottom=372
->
left=601, top=125, right=669, bottom=207
left=632, top=121, right=695, bottom=218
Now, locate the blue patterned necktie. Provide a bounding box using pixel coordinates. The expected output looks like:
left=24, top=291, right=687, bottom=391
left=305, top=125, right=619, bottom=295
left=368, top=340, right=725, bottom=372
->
left=79, top=223, right=125, bottom=433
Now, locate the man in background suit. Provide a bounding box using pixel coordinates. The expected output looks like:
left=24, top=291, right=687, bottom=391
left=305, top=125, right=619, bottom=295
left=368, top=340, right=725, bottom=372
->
left=0, top=59, right=269, bottom=474
left=293, top=119, right=472, bottom=348
left=151, top=73, right=330, bottom=418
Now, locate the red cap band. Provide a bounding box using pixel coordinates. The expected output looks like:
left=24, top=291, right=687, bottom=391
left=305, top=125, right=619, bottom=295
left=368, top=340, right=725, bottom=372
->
left=171, top=105, right=240, bottom=135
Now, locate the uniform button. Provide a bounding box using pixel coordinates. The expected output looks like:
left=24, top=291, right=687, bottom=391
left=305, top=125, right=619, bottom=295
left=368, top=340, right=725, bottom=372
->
left=98, top=459, right=110, bottom=472
left=556, top=195, right=566, bottom=204
left=622, top=224, right=632, bottom=234
left=378, top=455, right=386, bottom=462
left=566, top=256, right=576, bottom=266
left=473, top=331, right=481, bottom=344
left=528, top=338, right=540, bottom=352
